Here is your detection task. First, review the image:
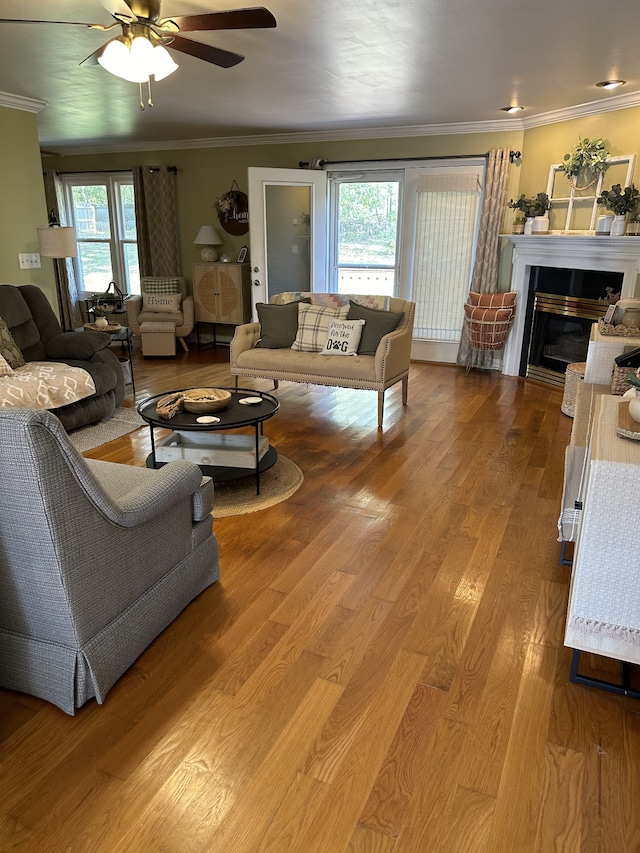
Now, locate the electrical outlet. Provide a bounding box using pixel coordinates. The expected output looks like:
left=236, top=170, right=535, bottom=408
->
left=18, top=253, right=41, bottom=270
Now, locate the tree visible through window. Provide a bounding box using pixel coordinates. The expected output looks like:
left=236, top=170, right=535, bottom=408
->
left=62, top=174, right=140, bottom=295
left=333, top=177, right=400, bottom=295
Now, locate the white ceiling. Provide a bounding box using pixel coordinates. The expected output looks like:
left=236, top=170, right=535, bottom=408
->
left=1, top=0, right=640, bottom=154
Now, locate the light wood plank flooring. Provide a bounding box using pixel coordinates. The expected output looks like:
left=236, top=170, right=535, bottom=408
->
left=1, top=345, right=639, bottom=852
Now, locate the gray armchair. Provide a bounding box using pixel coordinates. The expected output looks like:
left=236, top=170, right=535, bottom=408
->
left=0, top=407, right=219, bottom=715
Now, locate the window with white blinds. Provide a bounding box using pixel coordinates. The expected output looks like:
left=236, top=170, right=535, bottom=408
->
left=412, top=172, right=481, bottom=341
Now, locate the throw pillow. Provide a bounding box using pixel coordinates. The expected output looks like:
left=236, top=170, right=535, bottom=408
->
left=468, top=291, right=517, bottom=308
left=140, top=278, right=181, bottom=295
left=320, top=319, right=365, bottom=356
left=463, top=304, right=513, bottom=322
left=254, top=299, right=311, bottom=348
left=347, top=301, right=403, bottom=355
left=141, top=292, right=183, bottom=313
left=0, top=353, right=14, bottom=376
left=291, top=303, right=349, bottom=353
left=0, top=317, right=26, bottom=369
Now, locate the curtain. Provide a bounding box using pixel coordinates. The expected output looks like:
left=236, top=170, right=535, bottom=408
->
left=456, top=148, right=512, bottom=368
left=133, top=166, right=180, bottom=276
left=43, top=170, right=82, bottom=331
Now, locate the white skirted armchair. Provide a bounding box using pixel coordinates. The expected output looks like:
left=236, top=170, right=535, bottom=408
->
left=0, top=407, right=219, bottom=715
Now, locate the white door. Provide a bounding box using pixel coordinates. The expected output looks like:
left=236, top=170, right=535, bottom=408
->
left=248, top=167, right=327, bottom=316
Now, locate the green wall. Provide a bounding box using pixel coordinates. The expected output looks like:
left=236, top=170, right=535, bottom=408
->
left=44, top=128, right=524, bottom=291
left=517, top=106, right=640, bottom=230
left=0, top=106, right=56, bottom=307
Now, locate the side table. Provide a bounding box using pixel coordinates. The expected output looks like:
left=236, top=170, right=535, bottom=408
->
left=80, top=323, right=135, bottom=395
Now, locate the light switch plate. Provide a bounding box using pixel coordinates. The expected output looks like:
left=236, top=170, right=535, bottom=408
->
left=18, top=253, right=41, bottom=270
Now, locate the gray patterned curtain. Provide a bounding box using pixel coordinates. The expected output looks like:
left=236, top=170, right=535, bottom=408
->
left=456, top=148, right=512, bottom=369
left=42, top=170, right=82, bottom=331
left=133, top=166, right=180, bottom=276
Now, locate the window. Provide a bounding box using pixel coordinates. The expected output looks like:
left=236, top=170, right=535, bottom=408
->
left=411, top=171, right=482, bottom=341
left=62, top=173, right=140, bottom=295
left=327, top=160, right=484, bottom=362
left=330, top=174, right=401, bottom=296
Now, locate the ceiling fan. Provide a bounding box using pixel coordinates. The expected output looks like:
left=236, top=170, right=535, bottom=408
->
left=0, top=1, right=277, bottom=106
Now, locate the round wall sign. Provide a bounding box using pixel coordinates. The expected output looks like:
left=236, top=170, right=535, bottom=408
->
left=216, top=186, right=249, bottom=236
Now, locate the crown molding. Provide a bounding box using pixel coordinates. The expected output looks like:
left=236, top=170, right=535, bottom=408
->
left=522, top=89, right=640, bottom=129
left=0, top=91, right=47, bottom=113
left=53, top=118, right=525, bottom=156
left=43, top=90, right=640, bottom=156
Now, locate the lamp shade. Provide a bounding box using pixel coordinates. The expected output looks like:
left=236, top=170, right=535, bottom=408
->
left=37, top=226, right=77, bottom=259
left=194, top=225, right=223, bottom=261
left=194, top=225, right=222, bottom=246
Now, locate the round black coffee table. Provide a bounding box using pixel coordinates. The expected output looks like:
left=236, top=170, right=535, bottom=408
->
left=137, top=388, right=279, bottom=494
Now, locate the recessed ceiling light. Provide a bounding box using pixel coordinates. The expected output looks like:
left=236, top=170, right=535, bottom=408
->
left=500, top=106, right=524, bottom=114
left=596, top=80, right=626, bottom=90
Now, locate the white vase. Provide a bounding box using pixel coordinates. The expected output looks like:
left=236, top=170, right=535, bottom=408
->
left=524, top=217, right=534, bottom=235
left=629, top=395, right=640, bottom=423
left=610, top=214, right=627, bottom=237
left=531, top=215, right=549, bottom=234
left=94, top=316, right=109, bottom=329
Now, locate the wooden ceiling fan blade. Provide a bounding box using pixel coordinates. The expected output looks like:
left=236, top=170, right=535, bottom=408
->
left=159, top=7, right=276, bottom=33
left=79, top=46, right=104, bottom=66
left=168, top=35, right=244, bottom=68
left=0, top=18, right=101, bottom=27
left=97, top=0, right=137, bottom=22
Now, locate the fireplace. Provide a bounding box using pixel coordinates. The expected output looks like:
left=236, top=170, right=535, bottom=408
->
left=519, top=266, right=622, bottom=386
left=502, top=235, right=640, bottom=379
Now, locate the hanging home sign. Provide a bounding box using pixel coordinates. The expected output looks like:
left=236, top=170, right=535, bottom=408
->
left=216, top=180, right=249, bottom=235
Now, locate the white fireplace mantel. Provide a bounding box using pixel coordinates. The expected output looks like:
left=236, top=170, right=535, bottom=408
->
left=502, top=234, right=640, bottom=376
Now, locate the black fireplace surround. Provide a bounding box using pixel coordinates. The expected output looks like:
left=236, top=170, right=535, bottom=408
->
left=519, top=266, right=623, bottom=385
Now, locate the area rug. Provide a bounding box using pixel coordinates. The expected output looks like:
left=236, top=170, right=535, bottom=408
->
left=213, top=455, right=303, bottom=518
left=68, top=407, right=146, bottom=453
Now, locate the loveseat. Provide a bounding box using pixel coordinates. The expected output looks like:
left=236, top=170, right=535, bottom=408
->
left=0, top=284, right=125, bottom=431
left=230, top=292, right=415, bottom=427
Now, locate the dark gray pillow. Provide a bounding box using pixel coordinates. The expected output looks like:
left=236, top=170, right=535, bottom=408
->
left=254, top=299, right=311, bottom=348
left=347, top=301, right=403, bottom=355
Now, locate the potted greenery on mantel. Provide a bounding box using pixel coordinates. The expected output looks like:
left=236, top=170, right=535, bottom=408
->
left=596, top=183, right=640, bottom=235
left=508, top=192, right=550, bottom=233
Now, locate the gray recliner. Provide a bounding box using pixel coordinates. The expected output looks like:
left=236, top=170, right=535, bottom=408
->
left=0, top=407, right=219, bottom=715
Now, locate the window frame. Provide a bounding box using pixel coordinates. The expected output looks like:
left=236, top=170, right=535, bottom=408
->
left=328, top=168, right=404, bottom=296
left=60, top=172, right=138, bottom=296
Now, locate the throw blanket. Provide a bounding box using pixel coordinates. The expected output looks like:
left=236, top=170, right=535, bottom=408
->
left=0, top=362, right=96, bottom=410
left=276, top=292, right=390, bottom=310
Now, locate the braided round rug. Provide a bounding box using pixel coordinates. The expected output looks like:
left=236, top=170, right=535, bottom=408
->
left=212, top=455, right=303, bottom=518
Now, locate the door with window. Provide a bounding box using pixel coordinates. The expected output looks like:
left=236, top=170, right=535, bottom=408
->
left=248, top=167, right=327, bottom=315
left=62, top=173, right=140, bottom=295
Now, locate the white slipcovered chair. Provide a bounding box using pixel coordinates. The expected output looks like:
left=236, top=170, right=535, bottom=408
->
left=126, top=276, right=194, bottom=352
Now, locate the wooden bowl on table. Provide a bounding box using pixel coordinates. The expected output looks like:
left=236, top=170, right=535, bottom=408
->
left=182, top=388, right=232, bottom=414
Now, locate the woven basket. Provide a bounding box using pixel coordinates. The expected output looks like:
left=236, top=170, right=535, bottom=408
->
left=561, top=362, right=585, bottom=417
left=465, top=317, right=514, bottom=351
left=182, top=388, right=231, bottom=413
left=610, top=365, right=634, bottom=395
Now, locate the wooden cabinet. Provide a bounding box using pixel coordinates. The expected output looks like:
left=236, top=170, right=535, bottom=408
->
left=192, top=263, right=251, bottom=326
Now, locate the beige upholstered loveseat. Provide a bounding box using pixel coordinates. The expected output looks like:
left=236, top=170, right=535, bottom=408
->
left=230, top=292, right=415, bottom=427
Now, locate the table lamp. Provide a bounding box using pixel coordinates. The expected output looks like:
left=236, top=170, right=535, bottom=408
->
left=194, top=225, right=223, bottom=262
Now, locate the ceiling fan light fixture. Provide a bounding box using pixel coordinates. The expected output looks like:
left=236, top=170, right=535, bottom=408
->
left=152, top=43, right=179, bottom=81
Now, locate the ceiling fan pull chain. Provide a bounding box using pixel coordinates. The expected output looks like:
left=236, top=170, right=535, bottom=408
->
left=139, top=82, right=145, bottom=111
left=147, top=79, right=154, bottom=108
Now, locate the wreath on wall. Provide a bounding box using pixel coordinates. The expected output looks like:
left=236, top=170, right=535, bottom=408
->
left=557, top=137, right=610, bottom=190
left=215, top=180, right=249, bottom=235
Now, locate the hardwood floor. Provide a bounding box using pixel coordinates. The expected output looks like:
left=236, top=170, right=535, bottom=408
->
left=2, top=345, right=639, bottom=852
